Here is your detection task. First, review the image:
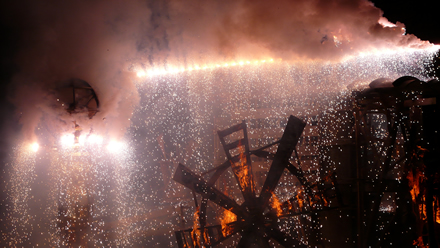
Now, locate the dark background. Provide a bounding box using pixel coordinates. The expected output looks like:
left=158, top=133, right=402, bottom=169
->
left=371, top=0, right=440, bottom=44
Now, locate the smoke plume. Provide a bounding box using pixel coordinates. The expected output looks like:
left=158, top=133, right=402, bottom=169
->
left=0, top=0, right=433, bottom=142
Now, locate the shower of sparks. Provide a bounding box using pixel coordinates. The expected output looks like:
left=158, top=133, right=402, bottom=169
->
left=2, top=46, right=439, bottom=247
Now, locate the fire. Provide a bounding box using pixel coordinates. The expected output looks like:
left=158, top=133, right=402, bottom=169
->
left=407, top=169, right=426, bottom=219
left=407, top=170, right=419, bottom=202
left=413, top=236, right=427, bottom=248
left=296, top=189, right=304, bottom=210
left=220, top=209, right=236, bottom=237
left=270, top=192, right=283, bottom=217
left=231, top=144, right=254, bottom=193
left=436, top=196, right=440, bottom=224
left=190, top=207, right=201, bottom=247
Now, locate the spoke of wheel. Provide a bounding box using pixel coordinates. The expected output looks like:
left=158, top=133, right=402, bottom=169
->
left=218, top=121, right=256, bottom=206
left=173, top=163, right=248, bottom=218
left=260, top=115, right=305, bottom=209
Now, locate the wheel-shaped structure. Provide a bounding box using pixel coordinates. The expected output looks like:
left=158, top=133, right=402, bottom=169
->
left=174, top=115, right=331, bottom=247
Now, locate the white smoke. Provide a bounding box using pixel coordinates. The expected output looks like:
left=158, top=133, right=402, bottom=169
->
left=1, top=0, right=434, bottom=142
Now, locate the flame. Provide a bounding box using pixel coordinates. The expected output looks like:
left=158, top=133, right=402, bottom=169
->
left=413, top=236, right=428, bottom=248
left=296, top=189, right=304, bottom=210
left=270, top=192, right=283, bottom=217
left=407, top=170, right=419, bottom=203
left=322, top=195, right=329, bottom=207
left=220, top=209, right=236, bottom=237
left=407, top=170, right=427, bottom=220
left=231, top=144, right=254, bottom=193
left=190, top=207, right=201, bottom=247
left=436, top=196, right=440, bottom=224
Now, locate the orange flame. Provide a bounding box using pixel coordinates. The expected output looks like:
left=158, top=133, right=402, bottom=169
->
left=270, top=192, right=283, bottom=217
left=191, top=207, right=201, bottom=247
left=413, top=236, right=428, bottom=248
left=407, top=170, right=427, bottom=220
left=296, top=189, right=304, bottom=210
left=436, top=196, right=440, bottom=224
left=220, top=209, right=236, bottom=237
left=231, top=144, right=254, bottom=193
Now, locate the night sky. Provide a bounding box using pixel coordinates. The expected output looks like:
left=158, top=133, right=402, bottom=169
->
left=371, top=0, right=440, bottom=44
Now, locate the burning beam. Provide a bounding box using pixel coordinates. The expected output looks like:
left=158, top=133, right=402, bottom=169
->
left=173, top=163, right=248, bottom=218
left=259, top=115, right=306, bottom=209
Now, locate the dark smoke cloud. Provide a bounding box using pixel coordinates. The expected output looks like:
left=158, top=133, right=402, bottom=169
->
left=0, top=0, right=432, bottom=142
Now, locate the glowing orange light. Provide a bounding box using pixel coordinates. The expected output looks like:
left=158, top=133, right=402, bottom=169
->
left=296, top=189, right=304, bottom=210
left=436, top=196, right=440, bottom=224
left=220, top=208, right=236, bottom=237
left=231, top=144, right=253, bottom=193
left=270, top=192, right=283, bottom=217
left=191, top=207, right=201, bottom=247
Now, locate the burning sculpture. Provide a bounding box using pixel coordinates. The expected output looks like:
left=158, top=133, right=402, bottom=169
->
left=170, top=75, right=440, bottom=248
left=351, top=76, right=440, bottom=247
left=173, top=115, right=338, bottom=247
